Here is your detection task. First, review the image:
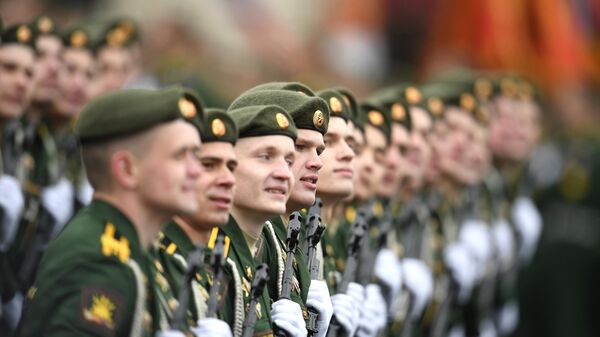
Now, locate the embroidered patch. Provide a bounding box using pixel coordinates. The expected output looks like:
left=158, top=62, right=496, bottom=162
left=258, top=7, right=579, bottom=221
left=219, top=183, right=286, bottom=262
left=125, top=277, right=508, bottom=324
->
left=80, top=287, right=124, bottom=337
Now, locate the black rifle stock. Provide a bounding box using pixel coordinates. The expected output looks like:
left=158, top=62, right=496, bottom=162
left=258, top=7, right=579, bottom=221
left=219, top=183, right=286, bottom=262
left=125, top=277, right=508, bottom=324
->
left=305, top=199, right=326, bottom=337
left=173, top=244, right=206, bottom=330
left=241, top=263, right=270, bottom=337
left=206, top=232, right=227, bottom=318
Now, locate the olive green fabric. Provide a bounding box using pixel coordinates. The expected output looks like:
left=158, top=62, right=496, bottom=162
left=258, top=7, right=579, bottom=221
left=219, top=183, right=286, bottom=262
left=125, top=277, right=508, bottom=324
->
left=202, top=108, right=238, bottom=144
left=260, top=216, right=310, bottom=318
left=30, top=16, right=59, bottom=39
left=95, top=18, right=139, bottom=50
left=244, top=82, right=316, bottom=97
left=75, top=86, right=204, bottom=143
left=316, top=89, right=352, bottom=122
left=16, top=200, right=162, bottom=337
left=220, top=215, right=274, bottom=336
left=420, top=82, right=485, bottom=123
left=359, top=102, right=392, bottom=144
left=1, top=24, right=36, bottom=48
left=227, top=105, right=297, bottom=140
left=229, top=90, right=329, bottom=135
left=62, top=27, right=95, bottom=50
left=332, top=87, right=359, bottom=123
left=366, top=86, right=414, bottom=131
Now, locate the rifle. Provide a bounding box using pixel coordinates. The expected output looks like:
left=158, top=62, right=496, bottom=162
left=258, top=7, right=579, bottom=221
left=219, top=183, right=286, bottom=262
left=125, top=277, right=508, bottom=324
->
left=274, top=212, right=302, bottom=337
left=305, top=199, right=326, bottom=337
left=173, top=244, right=206, bottom=330
left=326, top=211, right=368, bottom=337
left=241, top=263, right=270, bottom=337
left=206, top=231, right=227, bottom=318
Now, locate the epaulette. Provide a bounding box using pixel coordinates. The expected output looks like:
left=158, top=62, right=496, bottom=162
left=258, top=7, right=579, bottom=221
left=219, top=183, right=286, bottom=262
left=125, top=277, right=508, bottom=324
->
left=100, top=222, right=131, bottom=263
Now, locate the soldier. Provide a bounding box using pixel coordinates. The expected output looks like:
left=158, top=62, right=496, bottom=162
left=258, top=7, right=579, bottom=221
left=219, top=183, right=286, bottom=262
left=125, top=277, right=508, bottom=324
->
left=16, top=86, right=205, bottom=337
left=0, top=22, right=36, bottom=333
left=155, top=108, right=238, bottom=336
left=221, top=104, right=306, bottom=337
left=228, top=83, right=335, bottom=337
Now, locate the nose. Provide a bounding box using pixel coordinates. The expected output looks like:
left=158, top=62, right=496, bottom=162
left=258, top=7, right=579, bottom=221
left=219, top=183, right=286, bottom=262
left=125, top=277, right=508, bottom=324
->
left=218, top=167, right=236, bottom=189
left=338, top=141, right=355, bottom=162
left=272, top=159, right=293, bottom=182
left=186, top=153, right=202, bottom=179
left=306, top=151, right=323, bottom=171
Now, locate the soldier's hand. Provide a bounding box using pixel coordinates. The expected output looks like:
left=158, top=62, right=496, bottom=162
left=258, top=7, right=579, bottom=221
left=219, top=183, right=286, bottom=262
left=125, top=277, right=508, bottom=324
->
left=0, top=174, right=24, bottom=250
left=374, top=248, right=403, bottom=301
left=271, top=298, right=308, bottom=337
left=401, top=258, right=433, bottom=320
left=41, top=177, right=74, bottom=229
left=192, top=317, right=233, bottom=337
left=512, top=196, right=542, bottom=264
left=331, top=293, right=359, bottom=336
left=306, top=280, right=333, bottom=337
left=458, top=219, right=493, bottom=280
left=155, top=329, right=186, bottom=337
left=443, top=242, right=477, bottom=304
left=356, top=284, right=387, bottom=337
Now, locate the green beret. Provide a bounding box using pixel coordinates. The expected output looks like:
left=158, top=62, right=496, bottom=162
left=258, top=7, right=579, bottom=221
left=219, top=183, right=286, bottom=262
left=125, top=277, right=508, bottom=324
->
left=95, top=18, right=139, bottom=50
left=421, top=82, right=489, bottom=125
left=1, top=24, right=36, bottom=48
left=245, top=81, right=316, bottom=97
left=366, top=87, right=413, bottom=130
left=227, top=105, right=297, bottom=140
left=229, top=90, right=329, bottom=135
left=30, top=16, right=59, bottom=38
left=76, top=86, right=204, bottom=143
left=332, top=87, right=359, bottom=121
left=316, top=89, right=352, bottom=122
left=62, top=27, right=94, bottom=51
left=428, top=68, right=495, bottom=101
left=202, top=108, right=238, bottom=144
left=359, top=102, right=392, bottom=145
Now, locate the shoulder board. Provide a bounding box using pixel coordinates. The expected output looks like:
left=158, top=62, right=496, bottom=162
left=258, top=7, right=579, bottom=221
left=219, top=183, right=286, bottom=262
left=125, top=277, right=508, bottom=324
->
left=207, top=227, right=231, bottom=258
left=100, top=222, right=131, bottom=263
left=157, top=231, right=178, bottom=255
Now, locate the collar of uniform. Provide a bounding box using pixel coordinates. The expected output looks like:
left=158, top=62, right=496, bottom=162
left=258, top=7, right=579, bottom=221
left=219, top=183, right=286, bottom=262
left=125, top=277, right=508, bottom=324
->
left=268, top=216, right=287, bottom=243
left=221, top=215, right=262, bottom=279
left=162, top=221, right=194, bottom=257
left=89, top=199, right=144, bottom=257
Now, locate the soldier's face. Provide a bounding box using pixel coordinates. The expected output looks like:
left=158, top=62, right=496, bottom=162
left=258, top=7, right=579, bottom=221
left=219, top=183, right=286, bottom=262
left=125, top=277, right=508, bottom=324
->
left=232, top=135, right=295, bottom=218
left=93, top=47, right=133, bottom=96
left=33, top=35, right=62, bottom=103
left=437, top=108, right=478, bottom=185
left=355, top=125, right=386, bottom=201
left=136, top=120, right=203, bottom=216
left=465, top=123, right=491, bottom=182
left=0, top=44, right=35, bottom=119
left=288, top=129, right=325, bottom=211
left=406, top=107, right=432, bottom=190
left=54, top=49, right=94, bottom=118
left=316, top=117, right=355, bottom=201
left=489, top=97, right=540, bottom=162
left=187, top=142, right=237, bottom=228
left=378, top=123, right=408, bottom=197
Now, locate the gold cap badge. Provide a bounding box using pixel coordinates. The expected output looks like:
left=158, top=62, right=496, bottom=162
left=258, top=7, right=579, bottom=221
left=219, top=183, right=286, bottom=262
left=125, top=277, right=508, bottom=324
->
left=17, top=25, right=32, bottom=43
left=70, top=30, right=87, bottom=48
left=211, top=118, right=226, bottom=137
left=276, top=112, right=289, bottom=129
left=391, top=103, right=406, bottom=121
left=178, top=97, right=197, bottom=118
left=313, top=110, right=325, bottom=128
left=329, top=97, right=342, bottom=114
left=460, top=93, right=476, bottom=112
left=368, top=110, right=384, bottom=126
left=405, top=86, right=422, bottom=105
left=474, top=78, right=492, bottom=99
left=38, top=17, right=53, bottom=34
left=427, top=97, right=444, bottom=117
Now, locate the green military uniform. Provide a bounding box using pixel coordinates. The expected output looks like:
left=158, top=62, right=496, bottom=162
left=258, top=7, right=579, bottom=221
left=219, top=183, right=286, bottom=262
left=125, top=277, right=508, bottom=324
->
left=16, top=86, right=205, bottom=337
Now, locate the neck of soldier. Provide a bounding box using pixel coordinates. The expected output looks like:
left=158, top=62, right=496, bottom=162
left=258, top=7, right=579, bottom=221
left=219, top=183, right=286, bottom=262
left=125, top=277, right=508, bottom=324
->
left=321, top=199, right=345, bottom=230
left=94, top=191, right=171, bottom=249
left=230, top=205, right=271, bottom=240
left=174, top=216, right=211, bottom=244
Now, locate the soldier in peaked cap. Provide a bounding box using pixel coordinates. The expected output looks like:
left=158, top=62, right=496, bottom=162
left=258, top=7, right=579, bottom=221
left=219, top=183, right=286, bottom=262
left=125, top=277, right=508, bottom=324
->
left=154, top=108, right=238, bottom=336
left=229, top=85, right=335, bottom=337
left=16, top=86, right=205, bottom=337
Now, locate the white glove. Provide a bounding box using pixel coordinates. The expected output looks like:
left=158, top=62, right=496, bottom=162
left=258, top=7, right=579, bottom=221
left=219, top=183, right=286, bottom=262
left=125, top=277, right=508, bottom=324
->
left=346, top=282, right=364, bottom=331
left=41, top=178, right=74, bottom=230
left=271, top=298, right=307, bottom=337
left=401, top=258, right=433, bottom=320
left=155, top=330, right=186, bottom=337
left=479, top=318, right=497, bottom=337
left=306, top=280, right=333, bottom=337
left=458, top=220, right=493, bottom=280
left=374, top=248, right=403, bottom=301
left=512, top=197, right=542, bottom=264
left=331, top=292, right=359, bottom=336
left=443, top=242, right=477, bottom=304
left=0, top=175, right=24, bottom=250
left=496, top=301, right=519, bottom=336
left=192, top=317, right=233, bottom=337
left=356, top=284, right=387, bottom=337
left=491, top=218, right=516, bottom=270
left=76, top=179, right=94, bottom=206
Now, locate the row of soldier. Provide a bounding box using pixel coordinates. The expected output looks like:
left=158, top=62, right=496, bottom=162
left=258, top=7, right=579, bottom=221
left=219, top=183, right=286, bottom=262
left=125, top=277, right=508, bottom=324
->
left=0, top=16, right=543, bottom=337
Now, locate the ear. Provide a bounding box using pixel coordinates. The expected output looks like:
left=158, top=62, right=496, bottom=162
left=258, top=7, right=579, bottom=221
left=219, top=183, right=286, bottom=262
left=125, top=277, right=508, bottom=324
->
left=110, top=150, right=139, bottom=189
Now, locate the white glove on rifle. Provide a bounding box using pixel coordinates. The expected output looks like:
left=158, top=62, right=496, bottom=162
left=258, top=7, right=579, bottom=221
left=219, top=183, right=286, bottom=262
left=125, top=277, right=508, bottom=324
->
left=401, top=258, right=433, bottom=320
left=331, top=291, right=359, bottom=336
left=41, top=177, right=74, bottom=231
left=491, top=218, right=516, bottom=271
left=0, top=174, right=24, bottom=250
left=374, top=248, right=403, bottom=303
left=443, top=242, right=477, bottom=304
left=192, top=317, right=233, bottom=337
left=155, top=330, right=186, bottom=337
left=306, top=280, right=333, bottom=337
left=356, top=284, right=387, bottom=337
left=271, top=298, right=307, bottom=337
left=512, top=196, right=542, bottom=264
left=458, top=220, right=493, bottom=281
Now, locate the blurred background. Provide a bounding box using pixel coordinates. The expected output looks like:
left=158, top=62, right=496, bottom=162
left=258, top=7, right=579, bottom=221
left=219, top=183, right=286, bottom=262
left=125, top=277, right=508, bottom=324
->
left=1, top=0, right=599, bottom=133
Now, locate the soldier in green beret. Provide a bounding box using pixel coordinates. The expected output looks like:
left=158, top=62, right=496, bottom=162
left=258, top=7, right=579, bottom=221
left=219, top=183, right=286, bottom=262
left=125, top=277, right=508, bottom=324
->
left=229, top=84, right=335, bottom=337
left=16, top=86, right=205, bottom=337
left=221, top=103, right=306, bottom=337
left=0, top=21, right=37, bottom=335
left=154, top=108, right=238, bottom=336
